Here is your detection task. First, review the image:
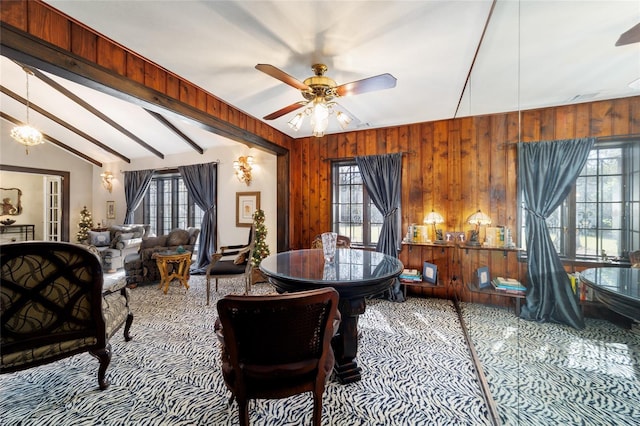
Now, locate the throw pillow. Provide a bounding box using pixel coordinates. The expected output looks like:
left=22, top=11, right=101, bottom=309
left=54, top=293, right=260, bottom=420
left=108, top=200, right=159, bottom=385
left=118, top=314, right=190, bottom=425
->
left=167, top=229, right=190, bottom=246
left=234, top=247, right=251, bottom=265
left=89, top=230, right=111, bottom=247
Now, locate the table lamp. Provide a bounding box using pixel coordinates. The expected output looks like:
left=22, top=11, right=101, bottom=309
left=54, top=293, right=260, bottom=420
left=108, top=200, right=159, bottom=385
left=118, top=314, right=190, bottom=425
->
left=466, top=209, right=491, bottom=246
left=424, top=210, right=445, bottom=243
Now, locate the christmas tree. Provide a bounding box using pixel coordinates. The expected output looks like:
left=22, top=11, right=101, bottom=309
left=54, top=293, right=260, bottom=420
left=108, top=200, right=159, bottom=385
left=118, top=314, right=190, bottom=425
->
left=251, top=208, right=270, bottom=267
left=76, top=206, right=94, bottom=243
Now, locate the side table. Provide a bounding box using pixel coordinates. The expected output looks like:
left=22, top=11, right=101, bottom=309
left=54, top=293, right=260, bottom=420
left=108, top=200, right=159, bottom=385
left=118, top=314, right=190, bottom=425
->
left=153, top=251, right=192, bottom=294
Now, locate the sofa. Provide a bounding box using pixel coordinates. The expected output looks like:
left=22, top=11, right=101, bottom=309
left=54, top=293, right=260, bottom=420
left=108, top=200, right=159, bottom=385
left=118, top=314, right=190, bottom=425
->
left=124, top=227, right=200, bottom=287
left=87, top=224, right=150, bottom=272
left=0, top=241, right=133, bottom=390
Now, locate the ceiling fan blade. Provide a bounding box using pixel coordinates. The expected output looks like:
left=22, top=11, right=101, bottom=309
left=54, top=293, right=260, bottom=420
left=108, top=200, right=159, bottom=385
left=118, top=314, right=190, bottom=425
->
left=263, top=101, right=307, bottom=120
left=335, top=73, right=397, bottom=97
left=616, top=22, right=640, bottom=46
left=255, top=64, right=310, bottom=91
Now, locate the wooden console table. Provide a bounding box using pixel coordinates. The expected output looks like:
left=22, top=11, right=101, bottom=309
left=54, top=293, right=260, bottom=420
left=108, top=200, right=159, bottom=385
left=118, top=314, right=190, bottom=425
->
left=153, top=251, right=192, bottom=294
left=0, top=224, right=35, bottom=242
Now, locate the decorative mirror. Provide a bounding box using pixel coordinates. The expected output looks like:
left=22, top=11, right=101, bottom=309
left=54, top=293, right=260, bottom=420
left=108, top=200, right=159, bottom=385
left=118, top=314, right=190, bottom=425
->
left=0, top=188, right=23, bottom=216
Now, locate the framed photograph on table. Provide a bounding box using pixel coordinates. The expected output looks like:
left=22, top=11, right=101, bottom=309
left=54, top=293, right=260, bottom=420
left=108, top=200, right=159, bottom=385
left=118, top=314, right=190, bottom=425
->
left=422, top=262, right=438, bottom=285
left=476, top=266, right=491, bottom=289
left=106, top=201, right=115, bottom=219
left=236, top=192, right=260, bottom=227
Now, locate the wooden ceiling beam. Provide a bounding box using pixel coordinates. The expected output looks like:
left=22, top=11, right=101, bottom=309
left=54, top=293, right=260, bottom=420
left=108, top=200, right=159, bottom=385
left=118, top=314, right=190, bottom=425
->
left=1, top=111, right=103, bottom=167
left=144, top=109, right=204, bottom=154
left=0, top=85, right=131, bottom=163
left=0, top=23, right=288, bottom=155
left=20, top=62, right=165, bottom=159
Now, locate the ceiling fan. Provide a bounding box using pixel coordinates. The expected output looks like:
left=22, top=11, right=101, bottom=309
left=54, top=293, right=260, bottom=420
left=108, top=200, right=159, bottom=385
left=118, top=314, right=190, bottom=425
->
left=256, top=63, right=397, bottom=137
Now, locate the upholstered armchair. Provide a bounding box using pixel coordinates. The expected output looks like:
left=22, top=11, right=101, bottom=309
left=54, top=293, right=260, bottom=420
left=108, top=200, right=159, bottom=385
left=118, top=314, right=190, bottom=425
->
left=1, top=242, right=133, bottom=390
left=124, top=227, right=200, bottom=287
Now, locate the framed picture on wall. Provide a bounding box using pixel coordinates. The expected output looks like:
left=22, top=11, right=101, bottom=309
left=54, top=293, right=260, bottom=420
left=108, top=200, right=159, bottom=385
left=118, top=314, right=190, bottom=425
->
left=106, top=201, right=116, bottom=219
left=236, top=192, right=260, bottom=227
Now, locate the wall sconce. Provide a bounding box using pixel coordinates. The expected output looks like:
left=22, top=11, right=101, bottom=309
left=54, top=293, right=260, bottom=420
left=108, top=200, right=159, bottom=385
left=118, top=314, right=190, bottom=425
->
left=423, top=210, right=445, bottom=243
left=100, top=171, right=114, bottom=193
left=233, top=156, right=254, bottom=185
left=466, top=209, right=492, bottom=246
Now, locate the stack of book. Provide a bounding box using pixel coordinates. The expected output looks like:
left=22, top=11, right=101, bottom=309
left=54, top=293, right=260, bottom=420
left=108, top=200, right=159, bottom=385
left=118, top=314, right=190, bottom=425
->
left=399, top=269, right=422, bottom=283
left=491, top=276, right=526, bottom=294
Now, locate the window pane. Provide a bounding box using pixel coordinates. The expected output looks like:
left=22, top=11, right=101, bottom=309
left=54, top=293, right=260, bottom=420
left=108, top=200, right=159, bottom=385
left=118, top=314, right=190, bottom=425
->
left=600, top=176, right=622, bottom=202
left=599, top=149, right=622, bottom=174
left=332, top=161, right=383, bottom=246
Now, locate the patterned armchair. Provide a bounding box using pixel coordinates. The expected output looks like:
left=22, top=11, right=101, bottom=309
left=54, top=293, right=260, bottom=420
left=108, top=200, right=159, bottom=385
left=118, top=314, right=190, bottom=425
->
left=0, top=242, right=133, bottom=390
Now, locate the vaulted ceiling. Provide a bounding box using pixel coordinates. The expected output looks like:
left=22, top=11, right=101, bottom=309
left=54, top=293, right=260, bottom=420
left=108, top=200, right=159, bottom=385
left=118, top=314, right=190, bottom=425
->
left=1, top=1, right=638, bottom=166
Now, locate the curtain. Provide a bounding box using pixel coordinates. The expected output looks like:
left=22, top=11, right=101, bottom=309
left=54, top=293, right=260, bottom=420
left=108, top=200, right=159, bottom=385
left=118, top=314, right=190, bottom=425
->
left=355, top=153, right=404, bottom=302
left=519, top=138, right=595, bottom=329
left=123, top=169, right=154, bottom=225
left=178, top=162, right=217, bottom=272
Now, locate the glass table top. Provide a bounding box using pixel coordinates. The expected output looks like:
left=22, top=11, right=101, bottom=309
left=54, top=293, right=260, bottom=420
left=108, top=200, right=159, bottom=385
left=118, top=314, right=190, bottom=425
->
left=259, top=248, right=403, bottom=285
left=580, top=267, right=640, bottom=302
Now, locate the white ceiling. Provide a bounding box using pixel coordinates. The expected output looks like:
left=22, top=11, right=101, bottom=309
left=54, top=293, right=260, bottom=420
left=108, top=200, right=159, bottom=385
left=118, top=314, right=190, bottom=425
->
left=1, top=0, right=639, bottom=165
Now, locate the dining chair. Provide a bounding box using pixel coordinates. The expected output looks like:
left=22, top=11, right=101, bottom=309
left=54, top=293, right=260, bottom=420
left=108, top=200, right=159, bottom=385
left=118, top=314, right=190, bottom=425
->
left=215, top=288, right=340, bottom=426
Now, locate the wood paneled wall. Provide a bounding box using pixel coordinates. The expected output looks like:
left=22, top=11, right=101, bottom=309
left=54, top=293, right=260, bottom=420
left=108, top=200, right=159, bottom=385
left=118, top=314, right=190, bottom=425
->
left=290, top=97, right=640, bottom=300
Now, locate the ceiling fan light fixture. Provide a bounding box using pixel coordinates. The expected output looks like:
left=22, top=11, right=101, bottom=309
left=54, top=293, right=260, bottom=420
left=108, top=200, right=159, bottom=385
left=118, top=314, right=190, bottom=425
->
left=310, top=100, right=329, bottom=137
left=288, top=112, right=304, bottom=131
left=336, top=111, right=352, bottom=130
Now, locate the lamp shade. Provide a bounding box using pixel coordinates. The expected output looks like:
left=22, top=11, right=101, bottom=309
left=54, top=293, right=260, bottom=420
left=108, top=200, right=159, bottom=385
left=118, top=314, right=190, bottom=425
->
left=423, top=210, right=444, bottom=225
left=467, top=209, right=492, bottom=226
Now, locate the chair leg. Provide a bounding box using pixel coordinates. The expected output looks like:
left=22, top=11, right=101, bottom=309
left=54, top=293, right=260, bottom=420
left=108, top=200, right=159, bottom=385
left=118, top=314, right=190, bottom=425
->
left=124, top=313, right=133, bottom=341
left=238, top=397, right=250, bottom=426
left=90, top=343, right=112, bottom=390
left=215, top=277, right=219, bottom=292
left=206, top=277, right=211, bottom=305
left=312, top=390, right=323, bottom=426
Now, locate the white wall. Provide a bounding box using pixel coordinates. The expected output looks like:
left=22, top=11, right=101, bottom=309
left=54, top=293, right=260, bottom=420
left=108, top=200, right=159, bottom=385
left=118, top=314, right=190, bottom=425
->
left=114, top=145, right=278, bottom=253
left=1, top=121, right=94, bottom=242
left=1, top=121, right=278, bottom=253
left=0, top=172, right=44, bottom=239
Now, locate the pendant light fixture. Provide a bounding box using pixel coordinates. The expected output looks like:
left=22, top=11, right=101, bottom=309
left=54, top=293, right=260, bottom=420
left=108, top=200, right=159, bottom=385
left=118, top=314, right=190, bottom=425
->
left=10, top=67, right=44, bottom=154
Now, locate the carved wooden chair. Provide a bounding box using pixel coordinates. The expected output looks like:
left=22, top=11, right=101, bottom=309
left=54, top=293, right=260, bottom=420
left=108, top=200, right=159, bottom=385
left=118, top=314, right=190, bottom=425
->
left=205, top=225, right=255, bottom=304
left=215, top=288, right=340, bottom=426
left=1, top=241, right=133, bottom=390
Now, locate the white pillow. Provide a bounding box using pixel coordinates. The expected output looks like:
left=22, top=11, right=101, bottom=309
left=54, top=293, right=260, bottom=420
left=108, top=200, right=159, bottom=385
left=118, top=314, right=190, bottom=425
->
left=89, top=230, right=111, bottom=247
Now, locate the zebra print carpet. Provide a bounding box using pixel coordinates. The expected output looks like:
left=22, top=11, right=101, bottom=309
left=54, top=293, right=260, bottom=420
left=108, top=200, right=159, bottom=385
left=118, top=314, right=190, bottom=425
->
left=460, top=303, right=640, bottom=426
left=0, top=276, right=491, bottom=425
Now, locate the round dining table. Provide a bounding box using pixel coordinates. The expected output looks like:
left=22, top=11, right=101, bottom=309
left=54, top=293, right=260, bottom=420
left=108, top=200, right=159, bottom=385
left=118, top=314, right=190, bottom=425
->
left=580, top=267, right=640, bottom=322
left=260, top=248, right=403, bottom=384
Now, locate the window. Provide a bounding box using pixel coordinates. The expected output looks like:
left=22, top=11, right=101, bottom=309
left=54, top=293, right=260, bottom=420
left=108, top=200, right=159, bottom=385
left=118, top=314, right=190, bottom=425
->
left=521, top=140, right=640, bottom=260
left=331, top=162, right=383, bottom=246
left=141, top=173, right=204, bottom=236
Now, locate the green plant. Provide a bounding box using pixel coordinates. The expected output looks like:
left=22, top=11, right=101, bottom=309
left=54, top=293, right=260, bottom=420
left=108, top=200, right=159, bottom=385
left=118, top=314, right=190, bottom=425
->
left=251, top=208, right=270, bottom=267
